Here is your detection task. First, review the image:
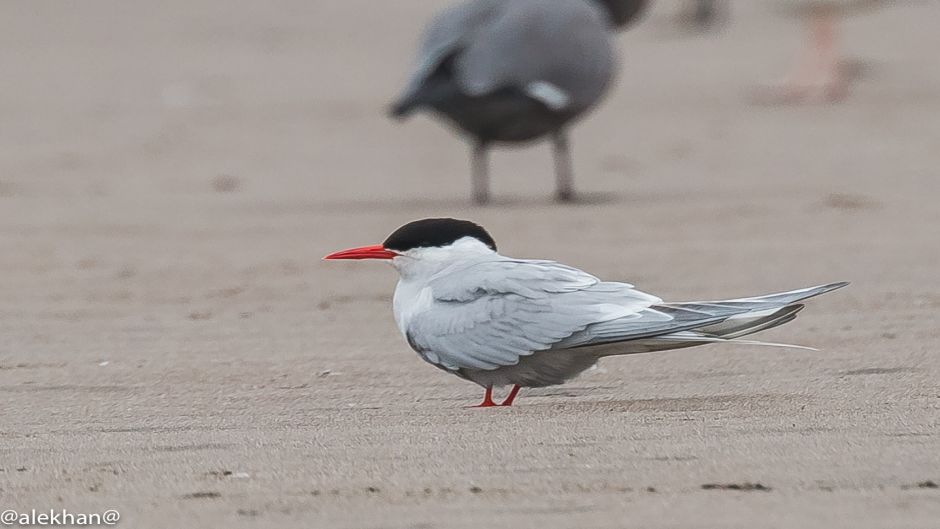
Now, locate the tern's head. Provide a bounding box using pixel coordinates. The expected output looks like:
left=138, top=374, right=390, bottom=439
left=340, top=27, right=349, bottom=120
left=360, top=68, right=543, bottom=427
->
left=324, top=218, right=497, bottom=278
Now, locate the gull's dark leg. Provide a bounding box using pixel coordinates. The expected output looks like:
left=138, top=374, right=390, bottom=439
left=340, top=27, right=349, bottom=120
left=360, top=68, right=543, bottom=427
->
left=471, top=141, right=490, bottom=205
left=499, top=385, right=521, bottom=407
left=694, top=0, right=717, bottom=28
left=552, top=131, right=574, bottom=202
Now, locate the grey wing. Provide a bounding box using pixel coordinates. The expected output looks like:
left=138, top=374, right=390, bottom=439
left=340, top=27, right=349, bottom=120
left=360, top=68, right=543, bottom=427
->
left=557, top=282, right=850, bottom=351
left=554, top=303, right=751, bottom=349
left=406, top=260, right=665, bottom=372
left=669, top=282, right=850, bottom=339
left=455, top=0, right=616, bottom=111
left=401, top=0, right=504, bottom=95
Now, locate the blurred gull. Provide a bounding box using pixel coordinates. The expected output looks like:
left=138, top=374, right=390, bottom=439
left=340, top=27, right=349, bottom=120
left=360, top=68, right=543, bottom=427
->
left=677, top=0, right=725, bottom=31
left=390, top=0, right=648, bottom=204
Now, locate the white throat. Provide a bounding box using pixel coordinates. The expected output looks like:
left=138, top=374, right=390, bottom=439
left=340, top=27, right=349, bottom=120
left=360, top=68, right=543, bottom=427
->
left=390, top=237, right=496, bottom=335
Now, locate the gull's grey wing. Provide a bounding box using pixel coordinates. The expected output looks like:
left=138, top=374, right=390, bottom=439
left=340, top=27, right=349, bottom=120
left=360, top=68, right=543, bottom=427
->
left=400, top=0, right=504, bottom=97
left=405, top=259, right=668, bottom=371
left=455, top=0, right=616, bottom=111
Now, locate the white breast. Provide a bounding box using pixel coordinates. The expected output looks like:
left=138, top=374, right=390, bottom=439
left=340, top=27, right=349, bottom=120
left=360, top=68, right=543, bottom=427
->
left=392, top=279, right=435, bottom=337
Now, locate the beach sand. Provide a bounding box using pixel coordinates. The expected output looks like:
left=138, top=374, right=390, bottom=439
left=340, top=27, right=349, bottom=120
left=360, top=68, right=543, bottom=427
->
left=1, top=1, right=938, bottom=527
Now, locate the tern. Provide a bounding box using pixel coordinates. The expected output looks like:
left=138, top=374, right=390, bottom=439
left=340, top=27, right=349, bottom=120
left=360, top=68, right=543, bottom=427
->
left=390, top=0, right=648, bottom=204
left=325, top=218, right=848, bottom=407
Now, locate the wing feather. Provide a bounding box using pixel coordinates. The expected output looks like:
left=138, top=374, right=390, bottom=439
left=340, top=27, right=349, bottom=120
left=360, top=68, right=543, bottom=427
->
left=401, top=0, right=504, bottom=96
left=403, top=271, right=847, bottom=374
left=455, top=0, right=614, bottom=110
left=405, top=259, right=660, bottom=371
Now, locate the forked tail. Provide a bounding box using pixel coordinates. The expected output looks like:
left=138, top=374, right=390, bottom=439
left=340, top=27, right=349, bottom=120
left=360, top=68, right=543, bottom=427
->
left=651, top=282, right=849, bottom=349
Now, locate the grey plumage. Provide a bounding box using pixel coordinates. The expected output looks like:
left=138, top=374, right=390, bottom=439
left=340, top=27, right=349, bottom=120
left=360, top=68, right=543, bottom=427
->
left=397, top=254, right=848, bottom=388
left=326, top=218, right=849, bottom=405
left=391, top=0, right=648, bottom=203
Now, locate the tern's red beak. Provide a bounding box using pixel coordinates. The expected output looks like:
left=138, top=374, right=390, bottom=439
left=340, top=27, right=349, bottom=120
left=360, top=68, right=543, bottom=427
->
left=323, top=244, right=398, bottom=260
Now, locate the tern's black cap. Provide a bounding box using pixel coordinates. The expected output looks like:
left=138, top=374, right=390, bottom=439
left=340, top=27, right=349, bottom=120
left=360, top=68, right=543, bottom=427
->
left=383, top=218, right=497, bottom=252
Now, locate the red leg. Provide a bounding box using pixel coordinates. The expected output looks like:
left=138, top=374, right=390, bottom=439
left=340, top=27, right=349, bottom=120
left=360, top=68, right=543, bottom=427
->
left=471, top=386, right=498, bottom=408
left=753, top=7, right=846, bottom=105
left=499, top=385, right=521, bottom=407
left=812, top=10, right=847, bottom=102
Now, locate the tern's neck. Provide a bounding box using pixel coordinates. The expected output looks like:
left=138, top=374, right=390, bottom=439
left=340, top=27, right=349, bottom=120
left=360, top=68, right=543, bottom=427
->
left=390, top=238, right=498, bottom=282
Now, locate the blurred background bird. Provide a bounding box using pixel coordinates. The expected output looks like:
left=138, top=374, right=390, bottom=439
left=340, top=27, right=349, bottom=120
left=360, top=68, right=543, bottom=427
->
left=757, top=0, right=886, bottom=103
left=390, top=0, right=648, bottom=204
left=676, top=0, right=726, bottom=31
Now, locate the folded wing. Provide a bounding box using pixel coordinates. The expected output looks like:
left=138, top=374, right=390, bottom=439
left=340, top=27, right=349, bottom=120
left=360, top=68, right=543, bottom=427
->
left=407, top=259, right=670, bottom=371
left=398, top=0, right=614, bottom=114
left=407, top=264, right=848, bottom=372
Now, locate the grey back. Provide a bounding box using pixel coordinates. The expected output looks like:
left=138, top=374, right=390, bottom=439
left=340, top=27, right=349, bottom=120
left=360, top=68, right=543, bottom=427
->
left=402, top=0, right=617, bottom=114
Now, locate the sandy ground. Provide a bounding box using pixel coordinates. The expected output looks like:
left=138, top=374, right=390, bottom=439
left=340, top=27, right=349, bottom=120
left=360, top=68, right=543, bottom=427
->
left=1, top=1, right=939, bottom=527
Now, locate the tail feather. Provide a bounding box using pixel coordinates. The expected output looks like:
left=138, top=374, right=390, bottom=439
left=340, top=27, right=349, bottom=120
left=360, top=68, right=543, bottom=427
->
left=697, top=304, right=804, bottom=339
left=390, top=92, right=421, bottom=119
left=651, top=332, right=818, bottom=351
left=720, top=282, right=850, bottom=305
left=390, top=52, right=462, bottom=120
left=661, top=282, right=848, bottom=339
left=622, top=282, right=848, bottom=353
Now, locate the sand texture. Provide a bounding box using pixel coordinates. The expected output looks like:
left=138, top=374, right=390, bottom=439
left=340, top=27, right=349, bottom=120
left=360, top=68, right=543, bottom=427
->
left=1, top=1, right=938, bottom=527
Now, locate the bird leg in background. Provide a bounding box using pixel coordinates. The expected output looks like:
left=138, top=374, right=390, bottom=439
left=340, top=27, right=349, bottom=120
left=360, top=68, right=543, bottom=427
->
left=755, top=7, right=846, bottom=104
left=472, top=386, right=498, bottom=407
left=552, top=132, right=574, bottom=202
left=810, top=8, right=847, bottom=101
left=692, top=0, right=719, bottom=29
left=471, top=142, right=490, bottom=205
